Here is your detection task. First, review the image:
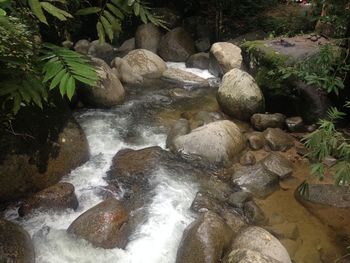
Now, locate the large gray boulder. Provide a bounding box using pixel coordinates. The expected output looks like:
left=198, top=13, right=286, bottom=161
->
left=88, top=40, right=116, bottom=64
left=158, top=27, right=195, bottom=62
left=111, top=57, right=143, bottom=85
left=123, top=49, right=167, bottom=78
left=18, top=182, right=78, bottom=217
left=135, top=23, right=162, bottom=53
left=232, top=163, right=279, bottom=198
left=176, top=212, right=233, bottom=263
left=172, top=120, right=245, bottom=165
left=223, top=249, right=282, bottom=263
left=209, top=42, right=242, bottom=77
left=186, top=52, right=210, bottom=70
left=230, top=227, right=292, bottom=263
left=217, top=68, right=264, bottom=120
left=67, top=198, right=129, bottom=249
left=162, top=68, right=209, bottom=88
left=79, top=57, right=125, bottom=108
left=0, top=219, right=35, bottom=263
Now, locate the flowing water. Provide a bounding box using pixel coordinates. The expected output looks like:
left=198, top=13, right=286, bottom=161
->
left=3, top=64, right=348, bottom=263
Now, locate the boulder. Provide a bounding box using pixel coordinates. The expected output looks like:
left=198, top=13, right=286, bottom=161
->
left=172, top=120, right=245, bottom=165
left=232, top=163, right=279, bottom=198
left=162, top=68, right=209, bottom=88
left=230, top=226, right=292, bottom=263
left=239, top=151, right=256, bottom=166
left=67, top=198, right=128, bottom=249
left=263, top=128, right=294, bottom=151
left=191, top=191, right=225, bottom=215
left=166, top=119, right=191, bottom=151
left=88, top=40, right=116, bottom=64
left=228, top=191, right=252, bottom=209
left=243, top=201, right=266, bottom=224
left=0, top=99, right=89, bottom=202
left=229, top=30, right=268, bottom=46
left=285, top=116, right=304, bottom=132
left=18, top=182, right=78, bottom=216
left=176, top=212, right=233, bottom=263
left=116, top=38, right=135, bottom=57
left=158, top=27, right=195, bottom=62
left=135, top=23, right=162, bottom=53
left=217, top=68, right=265, bottom=120
left=223, top=249, right=282, bottom=263
left=123, top=49, right=167, bottom=78
left=186, top=52, right=210, bottom=69
left=195, top=37, right=211, bottom=52
left=246, top=132, right=265, bottom=150
left=262, top=153, right=293, bottom=179
left=250, top=113, right=286, bottom=131
left=0, top=219, right=35, bottom=263
left=295, top=184, right=350, bottom=237
left=111, top=57, right=143, bottom=85
left=209, top=42, right=242, bottom=77
left=74, top=39, right=90, bottom=55
left=190, top=111, right=224, bottom=128
left=79, top=57, right=125, bottom=108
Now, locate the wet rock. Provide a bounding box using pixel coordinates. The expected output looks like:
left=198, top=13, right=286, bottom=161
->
left=74, top=39, right=90, bottom=54
left=18, top=182, right=78, bottom=216
left=262, top=153, right=293, bottom=179
left=195, top=37, right=211, bottom=52
left=0, top=219, right=35, bottom=263
left=67, top=198, right=128, bottom=249
left=217, top=68, right=264, bottom=120
left=116, top=38, right=135, bottom=57
left=250, top=113, right=286, bottom=131
left=158, top=27, right=195, bottom=62
left=209, top=42, right=242, bottom=77
left=191, top=191, right=224, bottom=215
left=246, top=132, right=265, bottom=150
left=123, top=49, right=167, bottom=78
left=239, top=151, right=256, bottom=166
left=192, top=111, right=224, bottom=126
left=176, top=211, right=233, bottom=263
left=166, top=119, right=191, bottom=151
left=79, top=57, right=125, bottom=108
left=263, top=128, right=294, bottom=152
left=88, top=40, right=116, bottom=64
left=230, top=226, right=292, bottom=263
left=162, top=68, right=209, bottom=88
left=223, top=248, right=282, bottom=263
left=0, top=100, right=89, bottom=202
left=107, top=146, right=172, bottom=192
left=186, top=52, right=210, bottom=70
left=265, top=223, right=299, bottom=240
left=295, top=184, right=350, bottom=237
left=228, top=191, right=252, bottom=209
left=285, top=117, right=304, bottom=132
left=231, top=163, right=279, bottom=198
left=172, top=120, right=245, bottom=165
left=243, top=201, right=266, bottom=224
left=135, top=23, right=162, bottom=53
left=111, top=57, right=143, bottom=85
left=221, top=210, right=248, bottom=235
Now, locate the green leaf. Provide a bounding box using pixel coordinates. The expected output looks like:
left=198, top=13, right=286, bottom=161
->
left=59, top=73, right=69, bottom=96
left=106, top=3, right=124, bottom=19
left=28, top=0, right=48, bottom=24
left=0, top=8, right=6, bottom=16
left=13, top=93, right=22, bottom=114
left=74, top=75, right=97, bottom=86
left=41, top=2, right=72, bottom=21
left=75, top=7, right=101, bottom=15
left=66, top=76, right=75, bottom=100
left=127, top=0, right=135, bottom=6
left=133, top=2, right=140, bottom=16
left=100, top=15, right=113, bottom=41
left=43, top=60, right=64, bottom=82
left=103, top=10, right=119, bottom=31
left=49, top=69, right=66, bottom=90
left=139, top=7, right=147, bottom=24
left=96, top=21, right=105, bottom=43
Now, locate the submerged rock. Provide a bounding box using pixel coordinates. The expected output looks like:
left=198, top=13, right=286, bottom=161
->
left=162, top=68, right=209, bottom=88
left=172, top=120, right=245, bottom=165
left=263, top=128, right=294, bottom=151
left=166, top=119, right=191, bottom=151
left=0, top=219, right=35, bottom=263
left=67, top=198, right=128, bottom=249
left=295, top=184, right=350, bottom=237
left=79, top=57, right=125, bottom=108
left=217, top=68, right=264, bottom=120
left=135, top=23, right=162, bottom=53
left=250, top=113, right=286, bottom=131
left=209, top=42, right=242, bottom=77
left=186, top=52, right=210, bottom=69
left=123, top=49, right=167, bottom=78
left=158, top=27, right=195, bottom=62
left=231, top=163, right=279, bottom=198
left=176, top=211, right=233, bottom=263
left=229, top=226, right=292, bottom=263
left=18, top=182, right=78, bottom=216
